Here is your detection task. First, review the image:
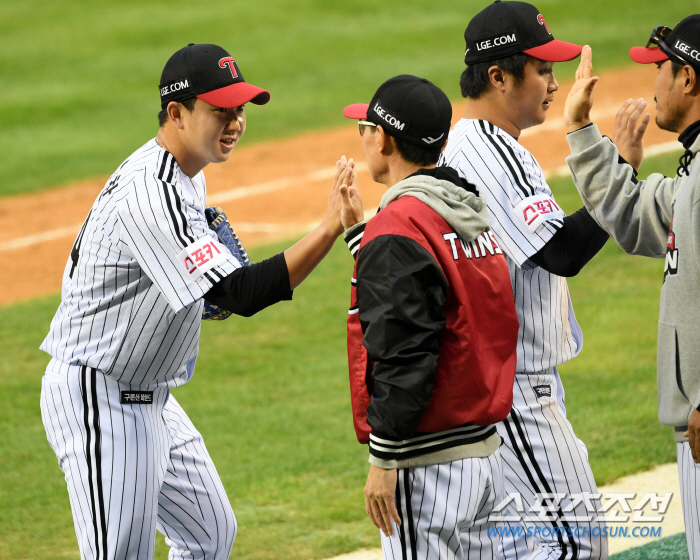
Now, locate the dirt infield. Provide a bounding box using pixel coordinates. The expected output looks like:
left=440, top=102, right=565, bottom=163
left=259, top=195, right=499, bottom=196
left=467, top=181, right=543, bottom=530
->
left=0, top=65, right=679, bottom=306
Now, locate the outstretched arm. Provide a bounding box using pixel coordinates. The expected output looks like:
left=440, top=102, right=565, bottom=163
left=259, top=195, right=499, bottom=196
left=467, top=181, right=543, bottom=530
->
left=284, top=158, right=361, bottom=289
left=204, top=160, right=364, bottom=316
left=528, top=206, right=609, bottom=276
left=564, top=45, right=676, bottom=257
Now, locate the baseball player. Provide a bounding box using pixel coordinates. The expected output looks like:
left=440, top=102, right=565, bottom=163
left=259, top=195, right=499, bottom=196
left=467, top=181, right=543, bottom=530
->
left=39, top=43, right=355, bottom=560
left=564, top=17, right=700, bottom=558
left=438, top=2, right=611, bottom=558
left=342, top=74, right=520, bottom=559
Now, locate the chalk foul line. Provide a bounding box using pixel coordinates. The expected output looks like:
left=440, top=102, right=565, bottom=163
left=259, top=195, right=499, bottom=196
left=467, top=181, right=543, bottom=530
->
left=0, top=141, right=682, bottom=252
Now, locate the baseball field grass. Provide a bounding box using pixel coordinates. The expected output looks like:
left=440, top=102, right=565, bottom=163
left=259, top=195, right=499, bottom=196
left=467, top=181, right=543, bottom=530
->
left=0, top=149, right=684, bottom=558
left=0, top=0, right=692, bottom=198
left=613, top=533, right=689, bottom=559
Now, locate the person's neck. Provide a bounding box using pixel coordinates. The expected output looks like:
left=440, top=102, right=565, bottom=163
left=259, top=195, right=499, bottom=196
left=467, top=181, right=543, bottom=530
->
left=381, top=160, right=433, bottom=188
left=463, top=97, right=520, bottom=139
left=678, top=105, right=700, bottom=139
left=156, top=128, right=205, bottom=178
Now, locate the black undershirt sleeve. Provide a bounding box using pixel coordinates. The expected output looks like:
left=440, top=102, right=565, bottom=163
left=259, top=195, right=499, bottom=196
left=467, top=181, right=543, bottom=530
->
left=203, top=252, right=293, bottom=317
left=528, top=207, right=609, bottom=277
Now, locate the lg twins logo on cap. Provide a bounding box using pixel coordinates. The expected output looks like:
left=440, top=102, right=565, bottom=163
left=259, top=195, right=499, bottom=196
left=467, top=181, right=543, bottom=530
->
left=219, top=57, right=239, bottom=78
left=537, top=14, right=551, bottom=34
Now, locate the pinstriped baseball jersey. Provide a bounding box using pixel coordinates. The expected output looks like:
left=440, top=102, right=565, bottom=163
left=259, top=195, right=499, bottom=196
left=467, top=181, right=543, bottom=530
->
left=40, top=139, right=242, bottom=388
left=439, top=119, right=583, bottom=373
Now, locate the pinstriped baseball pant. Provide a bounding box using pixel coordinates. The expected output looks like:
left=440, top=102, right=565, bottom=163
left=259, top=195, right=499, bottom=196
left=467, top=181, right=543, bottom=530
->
left=40, top=359, right=235, bottom=560
left=496, top=370, right=608, bottom=560
left=678, top=442, right=700, bottom=559
left=380, top=452, right=505, bottom=560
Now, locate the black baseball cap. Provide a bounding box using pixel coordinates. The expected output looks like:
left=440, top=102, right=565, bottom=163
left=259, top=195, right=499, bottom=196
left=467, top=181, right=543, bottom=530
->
left=343, top=75, right=452, bottom=149
left=630, top=15, right=700, bottom=72
left=464, top=0, right=582, bottom=65
left=159, top=43, right=270, bottom=109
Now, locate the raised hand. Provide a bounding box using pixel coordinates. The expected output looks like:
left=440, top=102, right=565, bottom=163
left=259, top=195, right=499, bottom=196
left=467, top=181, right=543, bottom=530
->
left=564, top=45, right=599, bottom=131
left=338, top=158, right=364, bottom=231
left=613, top=98, right=651, bottom=171
left=323, top=156, right=352, bottom=237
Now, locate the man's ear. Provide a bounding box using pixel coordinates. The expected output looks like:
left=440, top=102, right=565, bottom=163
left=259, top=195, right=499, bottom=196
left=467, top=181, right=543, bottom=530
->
left=683, top=65, right=700, bottom=95
left=166, top=102, right=185, bottom=129
left=376, top=125, right=395, bottom=156
left=488, top=65, right=507, bottom=93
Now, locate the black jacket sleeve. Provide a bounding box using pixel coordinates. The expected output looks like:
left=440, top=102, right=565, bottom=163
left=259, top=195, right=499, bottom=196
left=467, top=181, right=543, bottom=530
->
left=528, top=206, right=609, bottom=277
left=203, top=252, right=293, bottom=317
left=356, top=234, right=448, bottom=441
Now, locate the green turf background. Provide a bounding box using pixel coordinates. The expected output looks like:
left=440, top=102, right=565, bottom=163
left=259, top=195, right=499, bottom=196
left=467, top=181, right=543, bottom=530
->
left=613, top=533, right=689, bottom=559
left=0, top=151, right=685, bottom=558
left=2, top=0, right=694, bottom=556
left=0, top=0, right=693, bottom=197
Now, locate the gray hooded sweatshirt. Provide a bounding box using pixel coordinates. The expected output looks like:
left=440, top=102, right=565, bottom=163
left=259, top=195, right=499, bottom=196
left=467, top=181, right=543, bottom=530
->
left=566, top=124, right=700, bottom=441
left=379, top=172, right=491, bottom=241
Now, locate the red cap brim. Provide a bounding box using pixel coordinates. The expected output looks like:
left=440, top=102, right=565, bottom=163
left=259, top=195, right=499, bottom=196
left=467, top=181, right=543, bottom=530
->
left=197, top=82, right=270, bottom=108
left=343, top=103, right=369, bottom=119
left=523, top=40, right=583, bottom=62
left=629, top=46, right=669, bottom=64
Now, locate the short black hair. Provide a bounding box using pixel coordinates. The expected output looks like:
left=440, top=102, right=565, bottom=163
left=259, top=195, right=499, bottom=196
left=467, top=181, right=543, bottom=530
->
left=460, top=53, right=529, bottom=99
left=394, top=137, right=443, bottom=166
left=158, top=97, right=198, bottom=127
left=368, top=127, right=444, bottom=166
left=671, top=60, right=684, bottom=78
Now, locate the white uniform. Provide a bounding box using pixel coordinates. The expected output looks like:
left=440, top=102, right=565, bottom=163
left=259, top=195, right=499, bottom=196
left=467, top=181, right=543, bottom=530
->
left=439, top=119, right=607, bottom=560
left=40, top=140, right=242, bottom=559
left=381, top=455, right=505, bottom=560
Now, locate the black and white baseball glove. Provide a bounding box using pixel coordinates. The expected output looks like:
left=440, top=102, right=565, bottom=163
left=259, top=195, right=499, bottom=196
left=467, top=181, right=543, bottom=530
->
left=202, top=206, right=251, bottom=321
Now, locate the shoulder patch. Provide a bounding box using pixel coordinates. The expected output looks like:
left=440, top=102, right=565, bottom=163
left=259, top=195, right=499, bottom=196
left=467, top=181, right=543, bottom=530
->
left=177, top=237, right=228, bottom=281
left=514, top=194, right=565, bottom=231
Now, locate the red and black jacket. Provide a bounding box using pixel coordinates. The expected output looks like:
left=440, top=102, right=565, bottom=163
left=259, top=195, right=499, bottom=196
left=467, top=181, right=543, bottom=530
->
left=347, top=169, right=519, bottom=464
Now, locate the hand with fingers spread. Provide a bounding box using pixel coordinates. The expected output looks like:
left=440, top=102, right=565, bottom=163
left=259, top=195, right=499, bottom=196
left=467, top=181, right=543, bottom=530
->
left=564, top=45, right=600, bottom=132
left=613, top=98, right=651, bottom=171
left=364, top=465, right=401, bottom=536
left=337, top=157, right=365, bottom=231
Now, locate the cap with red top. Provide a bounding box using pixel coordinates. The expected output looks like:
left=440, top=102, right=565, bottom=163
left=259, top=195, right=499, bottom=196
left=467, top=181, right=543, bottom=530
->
left=343, top=75, right=453, bottom=149
left=464, top=0, right=582, bottom=65
left=629, top=15, right=700, bottom=72
left=159, top=43, right=270, bottom=109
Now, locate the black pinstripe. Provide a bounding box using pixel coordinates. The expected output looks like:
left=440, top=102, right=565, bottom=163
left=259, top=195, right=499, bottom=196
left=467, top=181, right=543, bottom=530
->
left=381, top=456, right=502, bottom=559
left=159, top=154, right=190, bottom=248
left=511, top=407, right=577, bottom=558
left=479, top=121, right=534, bottom=198
left=70, top=210, right=94, bottom=279
left=81, top=366, right=107, bottom=560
